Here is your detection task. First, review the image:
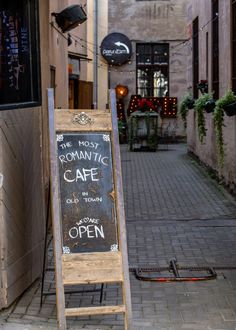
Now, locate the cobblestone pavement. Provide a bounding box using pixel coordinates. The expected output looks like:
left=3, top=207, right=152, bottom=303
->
left=1, top=144, right=236, bottom=330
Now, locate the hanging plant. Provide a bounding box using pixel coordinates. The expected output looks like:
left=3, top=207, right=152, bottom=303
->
left=194, top=93, right=213, bottom=143
left=204, top=99, right=216, bottom=113
left=197, top=79, right=208, bottom=94
left=213, top=90, right=236, bottom=166
left=179, top=94, right=194, bottom=128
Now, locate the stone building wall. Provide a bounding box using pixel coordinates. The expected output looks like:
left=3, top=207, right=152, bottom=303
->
left=108, top=0, right=189, bottom=136
left=187, top=0, right=236, bottom=190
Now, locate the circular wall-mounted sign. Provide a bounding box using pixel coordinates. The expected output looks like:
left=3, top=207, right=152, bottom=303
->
left=101, top=32, right=132, bottom=66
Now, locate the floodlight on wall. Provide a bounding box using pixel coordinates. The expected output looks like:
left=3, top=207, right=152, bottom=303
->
left=52, top=5, right=87, bottom=33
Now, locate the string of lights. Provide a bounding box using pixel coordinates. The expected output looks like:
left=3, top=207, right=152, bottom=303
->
left=50, top=24, right=187, bottom=74
left=171, top=12, right=219, bottom=53
left=50, top=10, right=220, bottom=75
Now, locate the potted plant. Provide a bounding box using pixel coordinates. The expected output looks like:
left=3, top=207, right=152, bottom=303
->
left=118, top=120, right=127, bottom=144
left=194, top=92, right=213, bottom=143
left=218, top=89, right=236, bottom=117
left=137, top=98, right=155, bottom=112
left=213, top=90, right=236, bottom=166
left=204, top=99, right=216, bottom=113
left=197, top=79, right=208, bottom=95
left=179, top=94, right=194, bottom=128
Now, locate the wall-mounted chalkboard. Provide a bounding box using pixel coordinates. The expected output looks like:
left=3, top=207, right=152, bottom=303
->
left=57, top=132, right=118, bottom=254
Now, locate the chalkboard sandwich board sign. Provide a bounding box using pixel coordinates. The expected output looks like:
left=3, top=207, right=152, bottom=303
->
left=57, top=132, right=118, bottom=254
left=48, top=89, right=132, bottom=330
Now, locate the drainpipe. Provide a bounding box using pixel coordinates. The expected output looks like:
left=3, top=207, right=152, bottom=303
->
left=93, top=0, right=98, bottom=109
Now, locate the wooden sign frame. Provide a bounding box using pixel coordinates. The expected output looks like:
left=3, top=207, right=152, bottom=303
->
left=48, top=89, right=132, bottom=329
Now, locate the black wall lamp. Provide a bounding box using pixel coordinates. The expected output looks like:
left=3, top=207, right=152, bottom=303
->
left=52, top=5, right=87, bottom=33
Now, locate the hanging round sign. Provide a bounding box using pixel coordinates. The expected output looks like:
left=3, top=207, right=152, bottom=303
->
left=100, top=32, right=132, bottom=66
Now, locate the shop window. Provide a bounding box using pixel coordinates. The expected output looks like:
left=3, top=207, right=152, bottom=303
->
left=136, top=43, right=169, bottom=97
left=212, top=0, right=219, bottom=99
left=192, top=17, right=199, bottom=99
left=232, top=0, right=236, bottom=92
left=0, top=0, right=41, bottom=109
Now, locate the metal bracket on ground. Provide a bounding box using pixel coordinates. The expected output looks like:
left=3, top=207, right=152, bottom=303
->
left=131, top=259, right=217, bottom=282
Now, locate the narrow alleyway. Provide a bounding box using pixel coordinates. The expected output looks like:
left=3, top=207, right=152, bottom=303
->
left=1, top=144, right=236, bottom=330
left=124, top=144, right=236, bottom=330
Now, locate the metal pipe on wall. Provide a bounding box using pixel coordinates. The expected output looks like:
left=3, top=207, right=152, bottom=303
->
left=93, top=0, right=98, bottom=109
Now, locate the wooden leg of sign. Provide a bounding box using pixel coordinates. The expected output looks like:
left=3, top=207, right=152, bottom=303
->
left=122, top=282, right=129, bottom=330
left=40, top=182, right=51, bottom=308
left=110, top=89, right=133, bottom=330
left=48, top=89, right=67, bottom=329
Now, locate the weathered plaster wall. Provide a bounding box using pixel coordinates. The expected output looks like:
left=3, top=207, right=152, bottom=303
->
left=108, top=0, right=189, bottom=135
left=50, top=0, right=68, bottom=108
left=85, top=0, right=108, bottom=109
left=98, top=0, right=109, bottom=109
left=68, top=0, right=88, bottom=82
left=187, top=0, right=236, bottom=188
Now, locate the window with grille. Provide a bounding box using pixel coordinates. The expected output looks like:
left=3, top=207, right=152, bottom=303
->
left=136, top=43, right=169, bottom=97
left=192, top=17, right=199, bottom=99
left=0, top=0, right=41, bottom=109
left=212, top=0, right=219, bottom=99
left=232, top=0, right=236, bottom=92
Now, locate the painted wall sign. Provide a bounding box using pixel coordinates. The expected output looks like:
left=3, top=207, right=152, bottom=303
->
left=57, top=132, right=118, bottom=253
left=101, top=32, right=132, bottom=66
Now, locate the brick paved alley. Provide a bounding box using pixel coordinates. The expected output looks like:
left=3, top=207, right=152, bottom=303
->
left=1, top=144, right=236, bottom=330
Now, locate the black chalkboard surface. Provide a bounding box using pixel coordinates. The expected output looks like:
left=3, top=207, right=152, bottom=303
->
left=57, top=132, right=118, bottom=253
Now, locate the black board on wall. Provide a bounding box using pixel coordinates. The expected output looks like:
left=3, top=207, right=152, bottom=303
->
left=57, top=132, right=118, bottom=254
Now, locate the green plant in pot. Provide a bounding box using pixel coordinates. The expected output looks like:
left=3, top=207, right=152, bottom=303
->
left=204, top=99, right=216, bottom=113
left=194, top=92, right=213, bottom=143
left=218, top=89, right=236, bottom=117
left=118, top=120, right=127, bottom=144
left=179, top=94, right=194, bottom=128
left=213, top=89, right=236, bottom=166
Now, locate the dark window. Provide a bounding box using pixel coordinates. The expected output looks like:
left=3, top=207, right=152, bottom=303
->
left=192, top=17, right=199, bottom=99
left=206, top=32, right=209, bottom=79
left=232, top=0, right=236, bottom=92
left=212, top=0, right=219, bottom=99
left=50, top=66, right=56, bottom=100
left=136, top=43, right=169, bottom=97
left=0, top=0, right=41, bottom=109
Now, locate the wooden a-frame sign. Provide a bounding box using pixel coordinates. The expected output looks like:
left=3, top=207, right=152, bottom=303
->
left=48, top=88, right=132, bottom=329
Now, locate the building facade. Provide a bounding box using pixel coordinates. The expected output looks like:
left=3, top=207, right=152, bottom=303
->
left=107, top=0, right=189, bottom=137
left=186, top=0, right=236, bottom=191
left=0, top=0, right=98, bottom=308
